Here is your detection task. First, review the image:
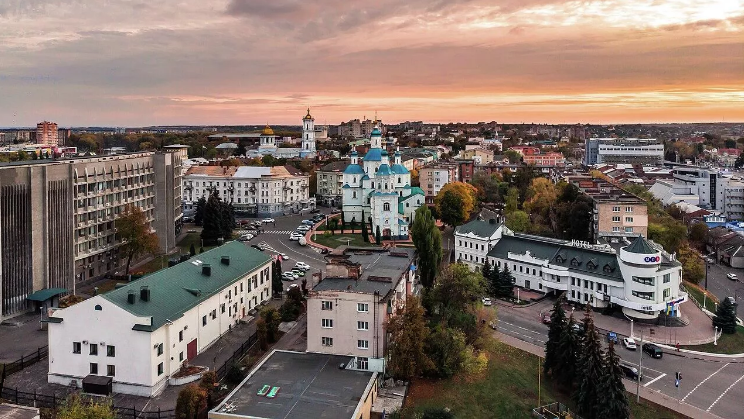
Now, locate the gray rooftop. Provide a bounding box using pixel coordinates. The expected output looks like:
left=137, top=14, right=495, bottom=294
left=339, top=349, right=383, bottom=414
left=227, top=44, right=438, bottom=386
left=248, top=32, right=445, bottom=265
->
left=313, top=249, right=415, bottom=296
left=213, top=350, right=375, bottom=419
left=455, top=218, right=501, bottom=238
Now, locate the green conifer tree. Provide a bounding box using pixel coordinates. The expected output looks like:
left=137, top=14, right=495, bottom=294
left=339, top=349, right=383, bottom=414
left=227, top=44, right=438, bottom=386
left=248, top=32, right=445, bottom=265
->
left=574, top=306, right=605, bottom=419
left=597, top=341, right=631, bottom=419
left=713, top=297, right=738, bottom=334
left=543, top=296, right=567, bottom=376
left=554, top=313, right=580, bottom=388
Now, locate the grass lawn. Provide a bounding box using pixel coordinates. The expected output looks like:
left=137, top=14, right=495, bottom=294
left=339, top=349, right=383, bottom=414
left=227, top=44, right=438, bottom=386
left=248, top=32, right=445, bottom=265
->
left=684, top=282, right=718, bottom=313
left=138, top=233, right=217, bottom=274
left=311, top=233, right=375, bottom=249
left=681, top=325, right=744, bottom=354
left=399, top=340, right=684, bottom=419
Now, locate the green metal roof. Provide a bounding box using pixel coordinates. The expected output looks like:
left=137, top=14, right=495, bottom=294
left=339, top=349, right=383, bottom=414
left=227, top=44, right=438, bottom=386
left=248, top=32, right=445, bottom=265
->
left=102, top=241, right=271, bottom=331
left=27, top=288, right=67, bottom=302
left=624, top=235, right=658, bottom=254
left=455, top=219, right=501, bottom=238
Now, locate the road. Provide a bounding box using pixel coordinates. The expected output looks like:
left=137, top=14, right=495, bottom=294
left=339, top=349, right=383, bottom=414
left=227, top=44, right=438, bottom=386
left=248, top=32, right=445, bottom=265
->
left=704, top=262, right=744, bottom=313
left=496, top=302, right=744, bottom=418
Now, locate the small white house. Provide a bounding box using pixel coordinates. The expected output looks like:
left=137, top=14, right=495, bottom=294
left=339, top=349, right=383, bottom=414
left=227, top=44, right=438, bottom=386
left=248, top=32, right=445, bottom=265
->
left=454, top=217, right=509, bottom=270
left=47, top=242, right=272, bottom=397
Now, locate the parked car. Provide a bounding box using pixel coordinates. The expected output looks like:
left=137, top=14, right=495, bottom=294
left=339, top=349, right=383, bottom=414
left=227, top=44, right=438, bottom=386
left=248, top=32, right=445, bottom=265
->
left=571, top=323, right=585, bottom=335
left=278, top=253, right=289, bottom=260
left=289, top=232, right=303, bottom=241
left=286, top=283, right=299, bottom=293
left=282, top=272, right=298, bottom=281
left=541, top=313, right=551, bottom=324
left=619, top=363, right=642, bottom=381
left=622, top=337, right=637, bottom=350
left=296, top=225, right=311, bottom=232
left=262, top=218, right=275, bottom=223
left=301, top=220, right=314, bottom=226
left=607, top=331, right=619, bottom=344
left=251, top=244, right=264, bottom=251
left=310, top=208, right=321, bottom=214
left=642, top=343, right=663, bottom=359
left=252, top=221, right=262, bottom=227
left=727, top=273, right=738, bottom=281
left=295, top=262, right=311, bottom=271
left=298, top=237, right=307, bottom=246
left=331, top=209, right=340, bottom=214
left=238, top=234, right=253, bottom=242
left=482, top=297, right=492, bottom=306
left=291, top=268, right=305, bottom=277
left=312, top=214, right=325, bottom=222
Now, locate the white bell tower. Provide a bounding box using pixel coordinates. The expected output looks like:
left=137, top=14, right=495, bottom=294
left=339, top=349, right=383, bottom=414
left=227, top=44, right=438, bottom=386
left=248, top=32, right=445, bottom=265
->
left=302, top=108, right=316, bottom=153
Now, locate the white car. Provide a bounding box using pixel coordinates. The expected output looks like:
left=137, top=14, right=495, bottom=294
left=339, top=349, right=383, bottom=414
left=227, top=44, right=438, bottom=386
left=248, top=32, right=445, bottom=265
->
left=623, top=338, right=637, bottom=350
left=286, top=283, right=300, bottom=293
left=289, top=232, right=303, bottom=241
left=295, top=262, right=311, bottom=271
left=262, top=218, right=275, bottom=223
left=278, top=253, right=289, bottom=260
left=482, top=297, right=492, bottom=306
left=301, top=220, right=314, bottom=226
left=727, top=273, right=738, bottom=281
left=282, top=272, right=298, bottom=281
left=296, top=225, right=311, bottom=232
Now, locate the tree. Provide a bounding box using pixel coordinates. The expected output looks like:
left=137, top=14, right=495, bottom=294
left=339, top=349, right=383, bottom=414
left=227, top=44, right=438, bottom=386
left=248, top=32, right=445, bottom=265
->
left=57, top=394, right=115, bottom=419
left=432, top=263, right=485, bottom=316
left=574, top=307, right=605, bottom=419
left=426, top=324, right=467, bottom=378
left=504, top=210, right=529, bottom=233
left=194, top=196, right=207, bottom=226
left=116, top=205, right=160, bottom=275
left=481, top=259, right=492, bottom=282
left=361, top=211, right=369, bottom=242
left=189, top=243, right=196, bottom=257
left=504, top=149, right=522, bottom=164
left=597, top=342, right=631, bottom=419
left=341, top=212, right=346, bottom=233
left=713, top=297, right=738, bottom=334
left=175, top=384, right=207, bottom=419
left=495, top=266, right=514, bottom=298
left=554, top=313, right=580, bottom=388
left=544, top=297, right=567, bottom=377
left=410, top=205, right=443, bottom=288
left=375, top=225, right=382, bottom=244
left=434, top=182, right=478, bottom=227
left=256, top=318, right=268, bottom=350
left=678, top=243, right=704, bottom=284
left=385, top=295, right=434, bottom=380
left=523, top=178, right=558, bottom=220
left=504, top=187, right=519, bottom=214
left=261, top=306, right=282, bottom=342
left=689, top=222, right=709, bottom=244
left=272, top=261, right=283, bottom=296
left=201, top=191, right=234, bottom=245
left=329, top=218, right=338, bottom=235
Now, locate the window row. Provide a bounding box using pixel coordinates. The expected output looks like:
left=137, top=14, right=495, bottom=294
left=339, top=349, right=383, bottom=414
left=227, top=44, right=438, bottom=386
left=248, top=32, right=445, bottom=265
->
left=72, top=342, right=115, bottom=357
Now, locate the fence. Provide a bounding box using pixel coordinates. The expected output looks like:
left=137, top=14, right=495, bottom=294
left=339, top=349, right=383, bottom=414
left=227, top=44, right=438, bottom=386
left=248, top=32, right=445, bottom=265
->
left=532, top=402, right=582, bottom=419
left=0, top=386, right=176, bottom=419
left=0, top=345, right=48, bottom=387
left=215, top=332, right=258, bottom=381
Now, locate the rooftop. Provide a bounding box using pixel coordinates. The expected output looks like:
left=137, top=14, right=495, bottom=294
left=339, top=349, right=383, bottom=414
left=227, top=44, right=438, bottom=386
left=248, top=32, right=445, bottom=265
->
left=101, top=242, right=271, bottom=331
left=320, top=160, right=351, bottom=172
left=314, top=249, right=415, bottom=297
left=624, top=235, right=658, bottom=255
left=455, top=218, right=501, bottom=238
left=212, top=350, right=375, bottom=419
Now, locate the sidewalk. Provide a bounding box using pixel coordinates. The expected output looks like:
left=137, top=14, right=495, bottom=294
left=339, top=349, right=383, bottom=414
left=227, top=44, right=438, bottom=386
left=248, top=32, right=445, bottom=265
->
left=496, top=332, right=723, bottom=419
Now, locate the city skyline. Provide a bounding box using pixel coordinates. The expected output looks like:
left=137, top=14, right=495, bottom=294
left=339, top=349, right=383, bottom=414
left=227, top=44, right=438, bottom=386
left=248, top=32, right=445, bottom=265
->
left=0, top=0, right=742, bottom=126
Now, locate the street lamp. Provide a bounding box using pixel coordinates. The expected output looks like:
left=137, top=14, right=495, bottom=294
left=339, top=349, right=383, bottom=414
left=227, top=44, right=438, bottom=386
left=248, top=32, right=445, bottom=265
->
left=714, top=326, right=720, bottom=346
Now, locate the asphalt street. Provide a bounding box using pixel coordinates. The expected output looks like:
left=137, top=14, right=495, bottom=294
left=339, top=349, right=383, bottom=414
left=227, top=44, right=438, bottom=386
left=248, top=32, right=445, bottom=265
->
left=704, top=262, right=744, bottom=313
left=496, top=303, right=744, bottom=418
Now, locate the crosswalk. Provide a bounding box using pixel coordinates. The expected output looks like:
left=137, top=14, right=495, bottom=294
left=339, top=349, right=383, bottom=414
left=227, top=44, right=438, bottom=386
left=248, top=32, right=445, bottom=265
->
left=236, top=230, right=301, bottom=236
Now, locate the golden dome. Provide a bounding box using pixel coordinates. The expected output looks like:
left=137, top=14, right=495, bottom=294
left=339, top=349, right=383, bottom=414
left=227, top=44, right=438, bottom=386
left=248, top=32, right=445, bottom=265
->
left=262, top=124, right=274, bottom=136
left=303, top=108, right=313, bottom=120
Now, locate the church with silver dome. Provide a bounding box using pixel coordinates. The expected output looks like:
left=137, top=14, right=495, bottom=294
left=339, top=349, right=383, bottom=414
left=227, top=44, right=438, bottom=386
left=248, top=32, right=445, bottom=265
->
left=341, top=125, right=425, bottom=239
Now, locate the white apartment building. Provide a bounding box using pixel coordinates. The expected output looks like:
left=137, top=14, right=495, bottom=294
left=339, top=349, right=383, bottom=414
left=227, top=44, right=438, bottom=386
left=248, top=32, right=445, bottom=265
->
left=419, top=163, right=459, bottom=204
left=454, top=217, right=509, bottom=270
left=487, top=233, right=686, bottom=320
left=316, top=160, right=350, bottom=207
left=183, top=165, right=314, bottom=217
left=649, top=167, right=744, bottom=220
left=306, top=249, right=416, bottom=373
left=47, top=242, right=273, bottom=396
left=584, top=138, right=664, bottom=166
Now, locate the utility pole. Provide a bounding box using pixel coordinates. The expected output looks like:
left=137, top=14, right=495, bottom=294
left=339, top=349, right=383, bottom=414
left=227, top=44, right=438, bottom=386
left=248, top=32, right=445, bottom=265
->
left=637, top=331, right=643, bottom=403
left=538, top=355, right=542, bottom=407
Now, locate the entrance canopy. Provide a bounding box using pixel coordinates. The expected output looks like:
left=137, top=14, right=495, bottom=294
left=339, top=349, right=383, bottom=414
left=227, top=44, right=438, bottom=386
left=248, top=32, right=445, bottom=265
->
left=26, top=288, right=66, bottom=302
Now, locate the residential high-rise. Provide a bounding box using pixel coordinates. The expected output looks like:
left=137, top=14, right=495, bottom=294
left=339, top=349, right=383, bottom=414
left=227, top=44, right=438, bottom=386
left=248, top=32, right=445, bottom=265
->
left=0, top=151, right=183, bottom=320
left=36, top=121, right=59, bottom=146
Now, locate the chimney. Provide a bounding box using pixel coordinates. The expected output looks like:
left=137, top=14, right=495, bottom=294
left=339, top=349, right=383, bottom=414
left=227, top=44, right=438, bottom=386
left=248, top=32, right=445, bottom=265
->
left=221, top=256, right=230, bottom=266
left=127, top=290, right=136, bottom=304
left=140, top=286, right=150, bottom=302
left=202, top=264, right=212, bottom=276
left=489, top=218, right=496, bottom=224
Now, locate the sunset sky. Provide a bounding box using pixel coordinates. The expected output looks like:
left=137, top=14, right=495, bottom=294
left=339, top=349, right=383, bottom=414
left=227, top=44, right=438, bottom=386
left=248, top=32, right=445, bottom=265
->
left=1, top=0, right=742, bottom=126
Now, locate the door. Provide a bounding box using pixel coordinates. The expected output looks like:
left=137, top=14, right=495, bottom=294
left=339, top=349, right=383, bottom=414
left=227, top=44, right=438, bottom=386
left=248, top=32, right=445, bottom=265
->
left=242, top=307, right=246, bottom=318
left=187, top=339, right=197, bottom=361
left=525, top=280, right=531, bottom=290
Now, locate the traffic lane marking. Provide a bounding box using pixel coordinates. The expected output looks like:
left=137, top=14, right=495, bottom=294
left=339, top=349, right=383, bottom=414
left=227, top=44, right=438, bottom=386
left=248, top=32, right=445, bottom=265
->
left=644, top=373, right=666, bottom=387
left=682, top=362, right=730, bottom=402
left=707, top=373, right=744, bottom=412
left=497, top=320, right=547, bottom=337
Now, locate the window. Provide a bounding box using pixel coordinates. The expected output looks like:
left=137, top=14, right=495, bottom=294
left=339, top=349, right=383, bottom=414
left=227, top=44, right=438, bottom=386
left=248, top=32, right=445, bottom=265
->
left=157, top=363, right=164, bottom=376
left=107, top=365, right=115, bottom=376
left=625, top=217, right=633, bottom=223
left=663, top=273, right=671, bottom=283
left=612, top=206, right=620, bottom=212
left=73, top=342, right=81, bottom=354
left=221, top=303, right=226, bottom=313
left=612, top=226, right=620, bottom=232
left=663, top=288, right=671, bottom=299
left=202, top=316, right=207, bottom=326
left=625, top=227, right=633, bottom=233
left=612, top=216, right=620, bottom=222
left=90, top=363, right=98, bottom=375
left=157, top=343, right=164, bottom=356
left=358, top=357, right=369, bottom=370
left=179, top=352, right=184, bottom=362
left=322, top=337, right=334, bottom=347
left=90, top=344, right=98, bottom=356
left=321, top=301, right=333, bottom=310
left=106, top=345, right=115, bottom=357
left=357, top=303, right=369, bottom=312
left=383, top=203, right=390, bottom=211
left=357, top=321, right=369, bottom=330
left=626, top=207, right=633, bottom=212
left=358, top=340, right=369, bottom=349
left=322, top=319, right=333, bottom=328
left=632, top=290, right=654, bottom=300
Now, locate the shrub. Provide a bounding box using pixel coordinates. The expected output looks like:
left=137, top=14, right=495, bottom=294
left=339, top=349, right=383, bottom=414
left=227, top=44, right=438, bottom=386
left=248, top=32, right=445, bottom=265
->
left=175, top=384, right=207, bottom=419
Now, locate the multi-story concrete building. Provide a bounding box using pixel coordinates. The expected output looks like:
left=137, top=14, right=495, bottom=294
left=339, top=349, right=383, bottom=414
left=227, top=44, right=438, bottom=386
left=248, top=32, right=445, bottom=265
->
left=316, top=160, right=350, bottom=207
left=455, top=217, right=509, bottom=270
left=419, top=162, right=459, bottom=204
left=183, top=165, right=313, bottom=217
left=584, top=138, right=664, bottom=166
left=306, top=249, right=415, bottom=373
left=587, top=188, right=648, bottom=242
left=47, top=242, right=272, bottom=396
left=648, top=167, right=744, bottom=220
left=487, top=232, right=686, bottom=320
left=0, top=152, right=183, bottom=320
left=36, top=121, right=59, bottom=146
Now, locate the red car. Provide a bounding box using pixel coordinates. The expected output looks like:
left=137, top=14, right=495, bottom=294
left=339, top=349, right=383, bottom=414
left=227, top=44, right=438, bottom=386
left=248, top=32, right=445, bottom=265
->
left=542, top=313, right=551, bottom=324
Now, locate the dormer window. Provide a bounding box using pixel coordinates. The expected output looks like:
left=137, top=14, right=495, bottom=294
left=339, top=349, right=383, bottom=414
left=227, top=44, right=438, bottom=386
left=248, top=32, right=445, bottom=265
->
left=603, top=264, right=614, bottom=273
left=570, top=257, right=581, bottom=267
left=587, top=261, right=597, bottom=270
left=555, top=255, right=565, bottom=263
